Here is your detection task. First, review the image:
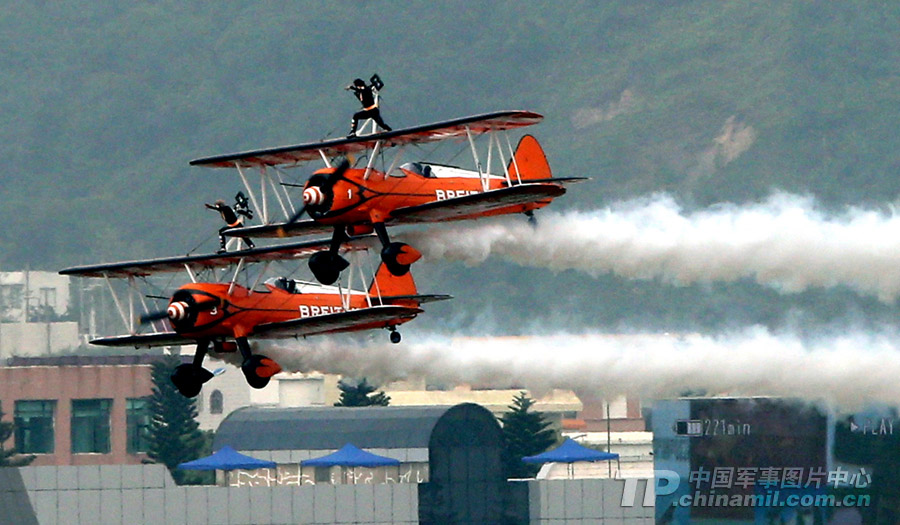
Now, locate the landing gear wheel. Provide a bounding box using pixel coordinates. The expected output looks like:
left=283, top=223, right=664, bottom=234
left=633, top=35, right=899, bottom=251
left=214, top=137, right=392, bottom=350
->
left=381, top=242, right=417, bottom=276
left=171, top=363, right=213, bottom=398
left=309, top=251, right=349, bottom=285
left=241, top=354, right=282, bottom=389
left=389, top=330, right=401, bottom=344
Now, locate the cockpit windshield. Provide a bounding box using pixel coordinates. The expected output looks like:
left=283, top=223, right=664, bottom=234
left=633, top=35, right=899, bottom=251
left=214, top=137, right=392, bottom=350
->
left=265, top=277, right=297, bottom=293
left=400, top=162, right=434, bottom=178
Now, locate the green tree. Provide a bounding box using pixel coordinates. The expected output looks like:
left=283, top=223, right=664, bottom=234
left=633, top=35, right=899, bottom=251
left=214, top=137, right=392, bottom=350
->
left=334, top=378, right=390, bottom=407
left=0, top=410, right=35, bottom=467
left=500, top=391, right=557, bottom=479
left=145, top=354, right=207, bottom=484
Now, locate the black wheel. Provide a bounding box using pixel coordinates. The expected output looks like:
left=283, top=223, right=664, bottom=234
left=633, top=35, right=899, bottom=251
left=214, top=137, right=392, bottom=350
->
left=242, top=354, right=281, bottom=389
left=171, top=363, right=205, bottom=398
left=390, top=330, right=401, bottom=344
left=309, top=251, right=349, bottom=285
left=380, top=242, right=413, bottom=276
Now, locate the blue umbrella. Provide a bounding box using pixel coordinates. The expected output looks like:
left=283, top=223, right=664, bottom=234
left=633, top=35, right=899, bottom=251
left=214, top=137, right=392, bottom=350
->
left=302, top=443, right=401, bottom=468
left=522, top=438, right=618, bottom=464
left=178, top=445, right=277, bottom=471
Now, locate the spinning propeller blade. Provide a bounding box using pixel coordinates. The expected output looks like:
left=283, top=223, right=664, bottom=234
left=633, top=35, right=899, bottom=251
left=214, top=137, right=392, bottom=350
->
left=286, top=158, right=350, bottom=225
left=139, top=299, right=219, bottom=325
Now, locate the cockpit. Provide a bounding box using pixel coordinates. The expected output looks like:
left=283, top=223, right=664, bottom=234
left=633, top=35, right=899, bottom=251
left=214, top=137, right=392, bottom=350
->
left=265, top=277, right=297, bottom=293
left=400, top=162, right=435, bottom=178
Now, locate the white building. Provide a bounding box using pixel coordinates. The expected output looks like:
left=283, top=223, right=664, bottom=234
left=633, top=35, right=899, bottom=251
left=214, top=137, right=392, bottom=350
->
left=0, top=270, right=80, bottom=358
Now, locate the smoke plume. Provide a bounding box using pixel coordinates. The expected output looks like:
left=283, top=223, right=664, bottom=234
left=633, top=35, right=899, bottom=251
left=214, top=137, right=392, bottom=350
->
left=401, top=193, right=900, bottom=302
left=246, top=328, right=900, bottom=409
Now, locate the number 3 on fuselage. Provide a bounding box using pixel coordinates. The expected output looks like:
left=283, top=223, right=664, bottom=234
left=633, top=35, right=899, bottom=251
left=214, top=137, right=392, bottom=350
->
left=190, top=110, right=587, bottom=285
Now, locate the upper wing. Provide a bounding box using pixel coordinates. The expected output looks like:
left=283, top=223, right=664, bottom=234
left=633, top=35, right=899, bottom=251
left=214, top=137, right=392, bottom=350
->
left=90, top=332, right=187, bottom=348
left=390, top=183, right=566, bottom=223
left=189, top=110, right=542, bottom=169
left=253, top=305, right=422, bottom=338
left=59, top=235, right=377, bottom=279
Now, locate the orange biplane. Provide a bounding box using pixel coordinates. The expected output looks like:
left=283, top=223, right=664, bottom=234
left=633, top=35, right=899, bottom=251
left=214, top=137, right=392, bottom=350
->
left=59, top=237, right=448, bottom=397
left=189, top=110, right=586, bottom=284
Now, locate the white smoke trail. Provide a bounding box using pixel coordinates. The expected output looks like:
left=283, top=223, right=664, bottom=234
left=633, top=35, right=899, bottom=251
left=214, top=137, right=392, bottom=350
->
left=248, top=328, right=900, bottom=409
left=401, top=193, right=900, bottom=302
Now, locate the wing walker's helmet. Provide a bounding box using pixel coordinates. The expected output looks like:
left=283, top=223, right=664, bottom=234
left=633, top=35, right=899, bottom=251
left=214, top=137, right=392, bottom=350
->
left=353, top=78, right=365, bottom=87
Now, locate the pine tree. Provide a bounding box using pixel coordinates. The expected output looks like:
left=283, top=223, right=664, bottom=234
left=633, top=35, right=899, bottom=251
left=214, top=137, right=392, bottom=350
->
left=145, top=354, right=207, bottom=484
left=0, top=409, right=34, bottom=467
left=334, top=378, right=391, bottom=406
left=500, top=391, right=557, bottom=479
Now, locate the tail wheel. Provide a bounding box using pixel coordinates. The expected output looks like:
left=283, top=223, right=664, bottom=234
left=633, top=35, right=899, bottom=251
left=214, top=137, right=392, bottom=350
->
left=242, top=354, right=282, bottom=389
left=309, top=251, right=349, bottom=285
left=381, top=242, right=421, bottom=276
left=171, top=364, right=213, bottom=398
left=390, top=330, right=401, bottom=344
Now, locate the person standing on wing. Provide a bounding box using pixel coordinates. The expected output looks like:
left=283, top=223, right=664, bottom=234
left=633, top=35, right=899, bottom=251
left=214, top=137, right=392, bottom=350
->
left=205, top=199, right=255, bottom=253
left=346, top=77, right=391, bottom=137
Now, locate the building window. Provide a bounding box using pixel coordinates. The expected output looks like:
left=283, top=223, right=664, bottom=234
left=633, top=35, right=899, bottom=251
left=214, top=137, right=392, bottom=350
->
left=71, top=399, right=111, bottom=454
left=0, top=284, right=23, bottom=313
left=209, top=390, right=224, bottom=414
left=126, top=398, right=151, bottom=454
left=38, top=287, right=57, bottom=310
left=14, top=400, right=55, bottom=454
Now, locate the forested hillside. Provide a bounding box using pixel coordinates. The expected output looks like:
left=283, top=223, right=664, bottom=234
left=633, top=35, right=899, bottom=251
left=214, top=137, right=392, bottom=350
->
left=4, top=1, right=900, bottom=332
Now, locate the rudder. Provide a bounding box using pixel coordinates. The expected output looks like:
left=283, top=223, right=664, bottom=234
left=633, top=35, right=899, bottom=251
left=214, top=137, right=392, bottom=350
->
left=368, top=262, right=417, bottom=299
left=507, top=134, right=552, bottom=183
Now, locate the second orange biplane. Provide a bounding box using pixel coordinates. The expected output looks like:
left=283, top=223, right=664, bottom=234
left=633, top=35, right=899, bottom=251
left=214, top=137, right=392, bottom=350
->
left=60, top=238, right=449, bottom=397
left=189, top=111, right=586, bottom=284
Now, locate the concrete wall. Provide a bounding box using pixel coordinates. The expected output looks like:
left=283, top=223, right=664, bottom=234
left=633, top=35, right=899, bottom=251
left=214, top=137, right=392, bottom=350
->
left=0, top=465, right=656, bottom=524
left=4, top=465, right=419, bottom=525
left=527, top=479, right=655, bottom=524
left=0, top=322, right=80, bottom=358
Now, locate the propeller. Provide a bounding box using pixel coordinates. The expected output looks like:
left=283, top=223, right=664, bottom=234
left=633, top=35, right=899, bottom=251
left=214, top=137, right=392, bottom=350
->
left=285, top=158, right=351, bottom=225
left=139, top=298, right=220, bottom=327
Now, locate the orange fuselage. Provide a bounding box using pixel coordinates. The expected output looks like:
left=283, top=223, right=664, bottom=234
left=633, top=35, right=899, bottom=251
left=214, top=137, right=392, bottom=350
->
left=169, top=282, right=406, bottom=340
left=311, top=166, right=553, bottom=228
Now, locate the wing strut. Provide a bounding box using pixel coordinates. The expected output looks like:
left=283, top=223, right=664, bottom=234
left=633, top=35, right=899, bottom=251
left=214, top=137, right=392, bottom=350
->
left=235, top=163, right=263, bottom=223
left=383, top=145, right=407, bottom=177
left=363, top=140, right=384, bottom=181
left=103, top=273, right=131, bottom=334
left=464, top=126, right=488, bottom=192
left=228, top=257, right=246, bottom=296
left=505, top=134, right=522, bottom=184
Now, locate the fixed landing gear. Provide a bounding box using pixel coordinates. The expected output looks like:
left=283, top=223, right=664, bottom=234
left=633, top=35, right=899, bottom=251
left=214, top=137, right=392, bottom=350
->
left=309, top=251, right=349, bottom=285
left=374, top=223, right=421, bottom=276
left=309, top=227, right=350, bottom=285
left=170, top=340, right=215, bottom=398
left=236, top=337, right=282, bottom=389
left=389, top=326, right=401, bottom=344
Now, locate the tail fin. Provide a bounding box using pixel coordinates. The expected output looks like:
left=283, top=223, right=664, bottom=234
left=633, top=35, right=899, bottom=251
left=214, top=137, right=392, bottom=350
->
left=507, top=134, right=552, bottom=183
left=368, top=262, right=417, bottom=300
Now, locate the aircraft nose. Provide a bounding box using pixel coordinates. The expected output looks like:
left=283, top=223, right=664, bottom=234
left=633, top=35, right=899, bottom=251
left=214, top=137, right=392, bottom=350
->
left=167, top=301, right=189, bottom=321
left=303, top=186, right=325, bottom=205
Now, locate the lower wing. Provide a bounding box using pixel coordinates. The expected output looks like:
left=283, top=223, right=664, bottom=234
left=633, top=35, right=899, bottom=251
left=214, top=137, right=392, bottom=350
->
left=253, top=305, right=422, bottom=338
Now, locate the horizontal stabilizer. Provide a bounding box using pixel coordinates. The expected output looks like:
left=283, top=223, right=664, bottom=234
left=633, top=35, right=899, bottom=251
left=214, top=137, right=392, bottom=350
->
left=379, top=294, right=453, bottom=305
